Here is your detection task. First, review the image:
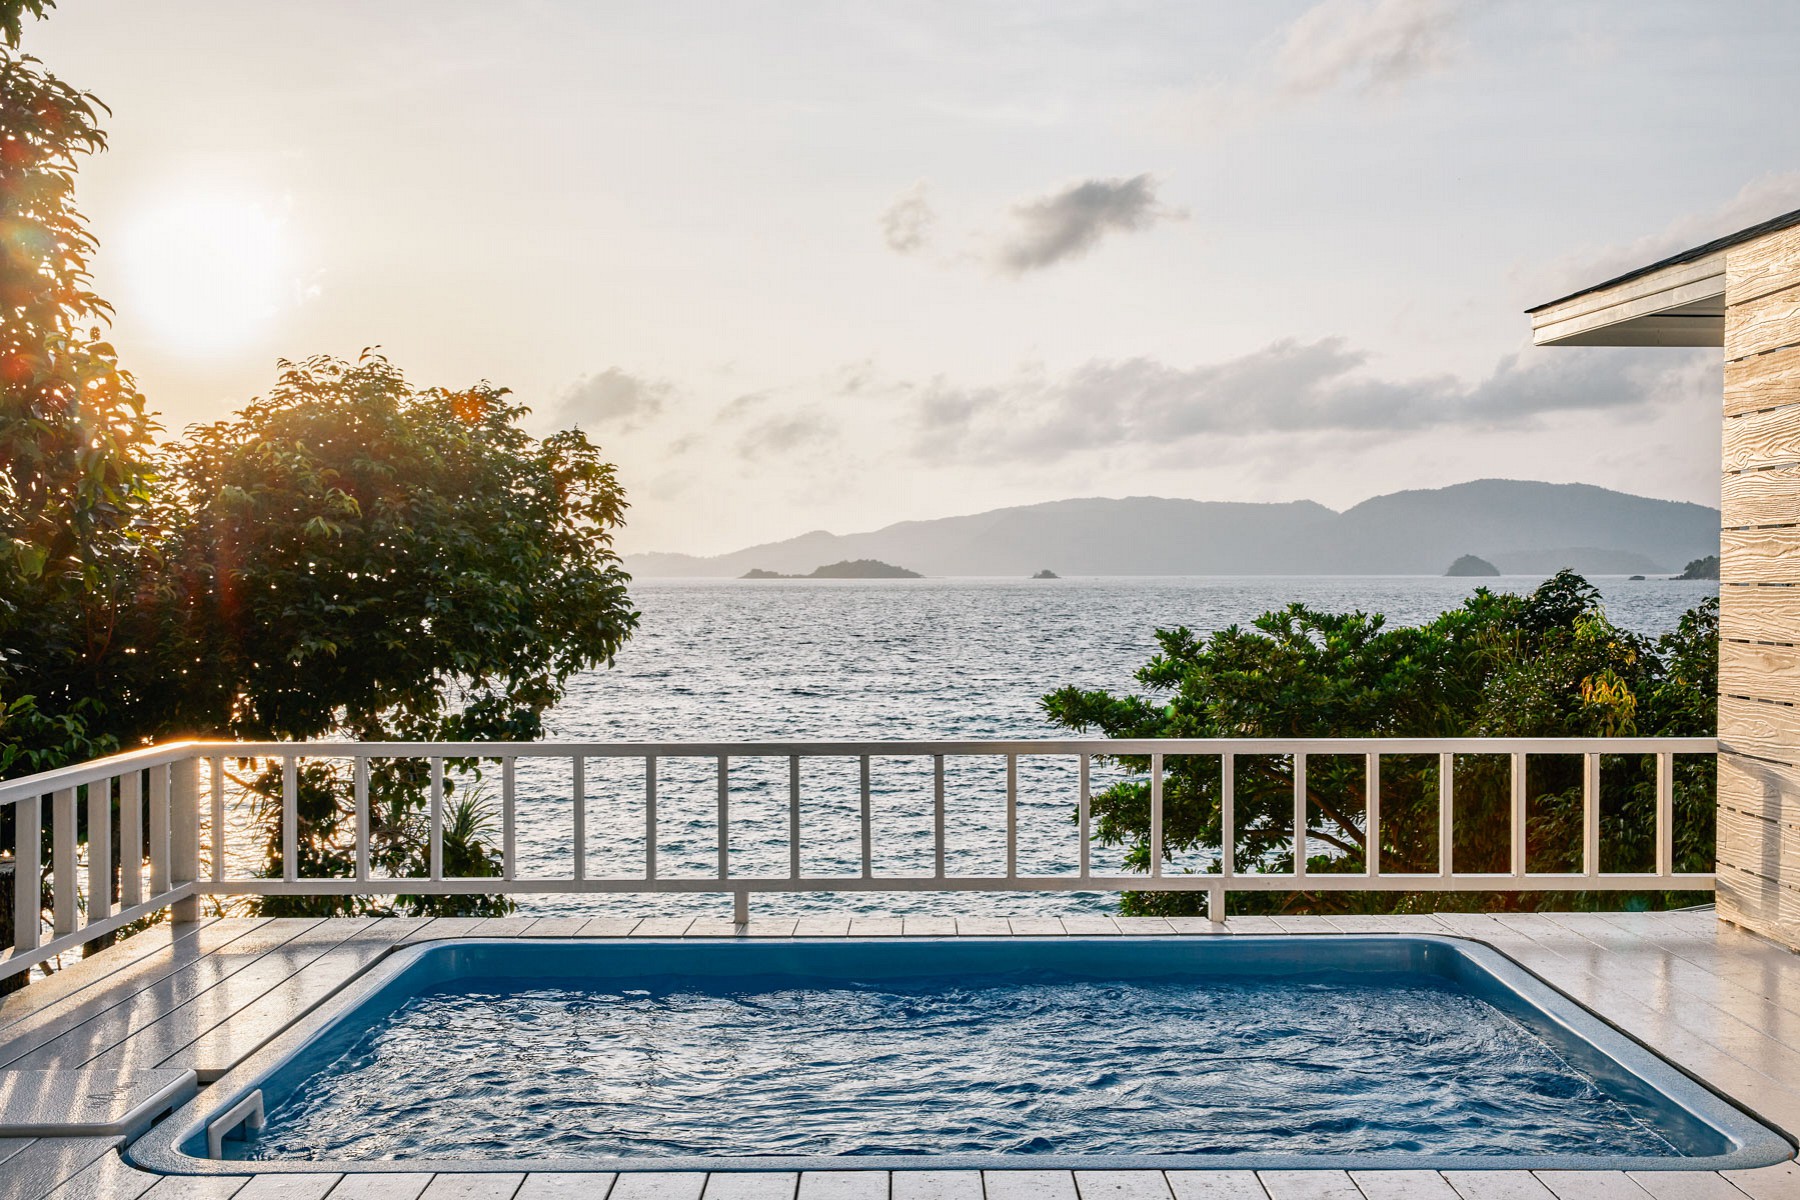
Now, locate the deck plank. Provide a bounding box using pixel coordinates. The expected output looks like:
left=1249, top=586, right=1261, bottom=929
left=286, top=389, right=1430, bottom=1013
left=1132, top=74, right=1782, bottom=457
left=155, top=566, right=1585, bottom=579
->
left=1624, top=1171, right=1759, bottom=1199
left=231, top=1177, right=344, bottom=1200
left=1, top=1135, right=129, bottom=1200
left=889, top=1171, right=983, bottom=1200
left=796, top=1172, right=887, bottom=1199
left=608, top=1175, right=707, bottom=1200
left=1254, top=1172, right=1361, bottom=1199
left=0, top=919, right=219, bottom=1037
left=0, top=920, right=266, bottom=1062
left=984, top=1172, right=1078, bottom=1200
left=3, top=919, right=328, bottom=1073
left=1163, top=1174, right=1269, bottom=1199
left=161, top=918, right=428, bottom=1079
left=415, top=1175, right=527, bottom=1200
left=515, top=1174, right=620, bottom=1199
left=317, top=1173, right=435, bottom=1199
left=35, top=1148, right=161, bottom=1200
left=1350, top=1172, right=1461, bottom=1199
left=1721, top=1159, right=1800, bottom=1199
left=79, top=919, right=382, bottom=1075
left=1441, top=1176, right=1557, bottom=1200
left=700, top=1174, right=798, bottom=1199
left=1530, top=1172, right=1653, bottom=1199
left=1073, top=1171, right=1175, bottom=1199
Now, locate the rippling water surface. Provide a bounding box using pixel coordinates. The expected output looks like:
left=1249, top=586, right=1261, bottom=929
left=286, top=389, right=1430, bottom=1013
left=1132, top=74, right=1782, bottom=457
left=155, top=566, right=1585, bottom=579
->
left=490, top=576, right=1715, bottom=918
left=244, top=969, right=1679, bottom=1162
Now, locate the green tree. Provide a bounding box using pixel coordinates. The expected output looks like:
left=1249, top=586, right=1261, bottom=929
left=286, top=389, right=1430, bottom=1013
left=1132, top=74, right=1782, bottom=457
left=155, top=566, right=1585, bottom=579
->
left=1043, top=572, right=1717, bottom=916
left=0, top=0, right=155, bottom=776
left=132, top=353, right=641, bottom=914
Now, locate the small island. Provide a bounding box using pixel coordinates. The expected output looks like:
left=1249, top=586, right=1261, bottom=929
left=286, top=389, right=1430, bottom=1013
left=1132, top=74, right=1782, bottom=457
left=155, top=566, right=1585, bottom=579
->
left=1676, top=555, right=1719, bottom=580
left=1033, top=569, right=1059, bottom=579
left=1445, top=554, right=1500, bottom=577
left=741, top=559, right=922, bottom=580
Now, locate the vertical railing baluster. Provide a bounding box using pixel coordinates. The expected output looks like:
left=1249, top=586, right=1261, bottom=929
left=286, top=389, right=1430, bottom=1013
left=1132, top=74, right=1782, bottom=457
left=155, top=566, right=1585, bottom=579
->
left=933, top=754, right=945, bottom=879
left=1292, top=752, right=1307, bottom=881
left=428, top=757, right=444, bottom=881
left=281, top=756, right=298, bottom=884
left=716, top=756, right=730, bottom=882
left=171, top=756, right=200, bottom=921
left=1366, top=753, right=1381, bottom=878
left=13, top=794, right=40, bottom=952
left=51, top=787, right=76, bottom=937
left=1583, top=752, right=1600, bottom=877
left=788, top=755, right=801, bottom=881
left=1077, top=754, right=1091, bottom=880
left=210, top=756, right=225, bottom=884
left=1005, top=753, right=1018, bottom=881
left=1437, top=751, right=1454, bottom=877
left=859, top=755, right=872, bottom=879
left=1655, top=752, right=1674, bottom=879
left=88, top=777, right=113, bottom=924
left=1510, top=751, right=1527, bottom=879
left=149, top=763, right=171, bottom=896
left=572, top=755, right=586, bottom=883
left=645, top=755, right=658, bottom=880
left=1150, top=752, right=1164, bottom=878
left=354, top=756, right=370, bottom=883
left=1221, top=752, right=1235, bottom=880
left=502, top=756, right=517, bottom=882
left=120, top=772, right=143, bottom=908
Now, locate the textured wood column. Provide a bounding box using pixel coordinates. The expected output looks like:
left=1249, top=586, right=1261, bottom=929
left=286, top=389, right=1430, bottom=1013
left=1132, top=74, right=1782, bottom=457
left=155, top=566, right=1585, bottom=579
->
left=1718, top=224, right=1800, bottom=948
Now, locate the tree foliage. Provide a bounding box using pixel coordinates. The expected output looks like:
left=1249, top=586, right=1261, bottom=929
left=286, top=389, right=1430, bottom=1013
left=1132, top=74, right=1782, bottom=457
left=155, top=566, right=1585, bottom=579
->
left=1042, top=572, right=1718, bottom=916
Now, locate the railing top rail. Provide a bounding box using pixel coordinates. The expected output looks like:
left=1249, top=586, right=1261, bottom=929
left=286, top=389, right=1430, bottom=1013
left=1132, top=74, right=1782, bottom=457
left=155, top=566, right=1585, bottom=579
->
left=0, top=741, right=207, bottom=808
left=0, top=735, right=1720, bottom=807
left=211, top=737, right=1720, bottom=757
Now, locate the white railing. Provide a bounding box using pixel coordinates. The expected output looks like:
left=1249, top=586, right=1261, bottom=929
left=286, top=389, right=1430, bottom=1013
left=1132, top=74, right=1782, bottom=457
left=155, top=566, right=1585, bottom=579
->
left=0, top=737, right=1718, bottom=980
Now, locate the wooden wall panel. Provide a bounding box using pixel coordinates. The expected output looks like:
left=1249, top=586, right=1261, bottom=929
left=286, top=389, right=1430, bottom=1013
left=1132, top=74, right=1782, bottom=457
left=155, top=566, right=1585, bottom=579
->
left=1720, top=527, right=1800, bottom=583
left=1716, top=864, right=1800, bottom=945
left=1720, top=229, right=1800, bottom=950
left=1724, top=283, right=1800, bottom=361
left=1724, top=344, right=1800, bottom=416
left=1727, top=225, right=1800, bottom=306
left=1718, top=586, right=1800, bottom=643
left=1721, top=466, right=1800, bottom=527
left=1718, top=752, right=1800, bottom=822
left=1719, top=695, right=1800, bottom=764
left=1722, top=403, right=1800, bottom=471
left=1721, top=641, right=1800, bottom=703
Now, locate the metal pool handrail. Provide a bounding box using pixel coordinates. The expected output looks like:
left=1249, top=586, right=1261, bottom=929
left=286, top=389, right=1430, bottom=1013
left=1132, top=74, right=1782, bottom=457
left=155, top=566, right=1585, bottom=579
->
left=0, top=736, right=1718, bottom=981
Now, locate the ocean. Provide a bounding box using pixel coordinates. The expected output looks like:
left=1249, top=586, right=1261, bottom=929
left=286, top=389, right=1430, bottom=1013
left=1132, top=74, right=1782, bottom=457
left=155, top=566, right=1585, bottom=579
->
left=493, top=575, right=1717, bottom=918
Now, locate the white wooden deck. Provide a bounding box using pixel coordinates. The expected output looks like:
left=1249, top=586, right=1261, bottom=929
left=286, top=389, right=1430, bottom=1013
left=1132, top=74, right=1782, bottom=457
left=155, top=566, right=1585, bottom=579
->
left=2, top=910, right=1797, bottom=1200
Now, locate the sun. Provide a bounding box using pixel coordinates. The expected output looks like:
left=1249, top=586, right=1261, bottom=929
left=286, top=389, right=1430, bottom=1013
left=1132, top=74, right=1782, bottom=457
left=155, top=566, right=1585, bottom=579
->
left=115, top=188, right=297, bottom=355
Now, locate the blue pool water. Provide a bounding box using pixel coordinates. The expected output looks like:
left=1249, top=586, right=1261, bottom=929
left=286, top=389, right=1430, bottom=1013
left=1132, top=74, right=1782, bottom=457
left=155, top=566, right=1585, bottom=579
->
left=145, top=937, right=1791, bottom=1174
left=244, top=971, right=1673, bottom=1161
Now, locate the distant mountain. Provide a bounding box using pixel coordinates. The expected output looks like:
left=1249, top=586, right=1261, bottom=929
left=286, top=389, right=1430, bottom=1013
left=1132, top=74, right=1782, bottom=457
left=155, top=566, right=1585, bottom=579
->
left=742, top=559, right=922, bottom=579
left=627, top=480, right=1720, bottom=578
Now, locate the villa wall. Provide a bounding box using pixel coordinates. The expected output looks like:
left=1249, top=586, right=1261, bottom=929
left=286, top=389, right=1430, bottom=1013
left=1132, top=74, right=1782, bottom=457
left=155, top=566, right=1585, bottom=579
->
left=1717, top=224, right=1800, bottom=950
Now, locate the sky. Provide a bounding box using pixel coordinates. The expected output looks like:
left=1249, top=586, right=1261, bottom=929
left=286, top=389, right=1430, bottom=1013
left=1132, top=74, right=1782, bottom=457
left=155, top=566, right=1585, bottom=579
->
left=25, top=1, right=1800, bottom=555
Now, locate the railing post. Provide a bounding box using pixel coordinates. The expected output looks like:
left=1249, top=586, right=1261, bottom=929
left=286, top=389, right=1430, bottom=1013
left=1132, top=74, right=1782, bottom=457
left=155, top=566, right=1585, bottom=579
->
left=1510, top=751, right=1527, bottom=879
left=1221, top=751, right=1235, bottom=883
left=787, top=755, right=801, bottom=881
left=52, top=787, right=77, bottom=936
left=733, top=889, right=749, bottom=926
left=859, top=755, right=872, bottom=879
left=1293, top=752, right=1308, bottom=881
left=1438, top=751, right=1454, bottom=877
left=1149, top=752, right=1164, bottom=879
left=1583, top=752, right=1601, bottom=878
left=428, top=757, right=443, bottom=881
left=13, top=794, right=40, bottom=953
left=171, top=756, right=201, bottom=922
left=282, top=756, right=299, bottom=884
left=210, top=756, right=226, bottom=884
left=1365, top=752, right=1381, bottom=878
left=354, top=756, right=370, bottom=883
left=932, top=754, right=945, bottom=879
left=87, top=777, right=113, bottom=924
left=1005, top=753, right=1018, bottom=881
left=572, top=755, right=586, bottom=884
left=1077, top=754, right=1091, bottom=880
left=645, top=755, right=658, bottom=881
left=148, top=762, right=171, bottom=896
left=716, top=755, right=729, bottom=882
left=120, top=772, right=143, bottom=908
left=1655, top=752, right=1674, bottom=879
left=501, top=756, right=517, bottom=882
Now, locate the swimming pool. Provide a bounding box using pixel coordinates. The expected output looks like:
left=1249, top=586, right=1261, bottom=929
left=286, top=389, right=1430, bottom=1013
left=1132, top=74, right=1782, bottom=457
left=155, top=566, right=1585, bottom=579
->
left=131, top=936, right=1793, bottom=1175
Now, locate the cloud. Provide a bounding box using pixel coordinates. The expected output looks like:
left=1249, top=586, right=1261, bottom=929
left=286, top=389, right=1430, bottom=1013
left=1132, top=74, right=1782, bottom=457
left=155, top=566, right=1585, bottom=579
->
left=909, top=337, right=1717, bottom=464
left=1272, top=0, right=1465, bottom=98
left=555, top=368, right=670, bottom=432
left=880, top=183, right=935, bottom=255
left=994, top=174, right=1183, bottom=275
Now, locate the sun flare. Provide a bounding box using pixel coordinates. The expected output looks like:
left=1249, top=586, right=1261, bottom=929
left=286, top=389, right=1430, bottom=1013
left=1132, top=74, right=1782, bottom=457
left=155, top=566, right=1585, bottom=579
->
left=116, top=188, right=297, bottom=355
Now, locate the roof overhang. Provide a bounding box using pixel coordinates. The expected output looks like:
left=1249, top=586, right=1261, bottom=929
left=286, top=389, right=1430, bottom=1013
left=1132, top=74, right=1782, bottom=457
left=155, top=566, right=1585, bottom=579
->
left=1527, top=205, right=1800, bottom=349
left=1528, top=253, right=1724, bottom=347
